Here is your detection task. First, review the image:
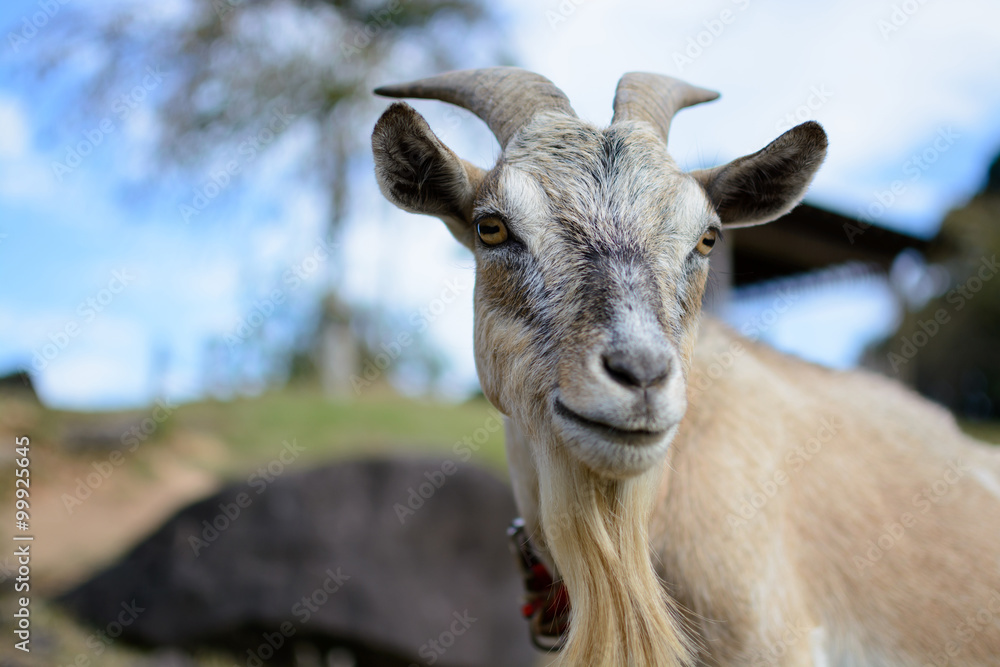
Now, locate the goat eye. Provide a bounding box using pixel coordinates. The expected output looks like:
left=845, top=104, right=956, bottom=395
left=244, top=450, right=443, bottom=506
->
left=477, top=217, right=509, bottom=246
left=696, top=229, right=718, bottom=256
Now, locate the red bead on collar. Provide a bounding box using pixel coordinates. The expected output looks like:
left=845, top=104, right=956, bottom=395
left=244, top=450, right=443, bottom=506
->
left=508, top=518, right=570, bottom=651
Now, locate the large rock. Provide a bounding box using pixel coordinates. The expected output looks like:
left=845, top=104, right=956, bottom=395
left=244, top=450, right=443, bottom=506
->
left=58, top=457, right=536, bottom=667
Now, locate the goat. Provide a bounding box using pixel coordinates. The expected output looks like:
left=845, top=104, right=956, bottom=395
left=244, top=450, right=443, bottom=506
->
left=371, top=67, right=1000, bottom=666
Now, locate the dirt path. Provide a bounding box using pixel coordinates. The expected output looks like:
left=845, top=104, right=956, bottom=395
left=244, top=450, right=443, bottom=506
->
left=1, top=395, right=228, bottom=593
left=25, top=436, right=223, bottom=593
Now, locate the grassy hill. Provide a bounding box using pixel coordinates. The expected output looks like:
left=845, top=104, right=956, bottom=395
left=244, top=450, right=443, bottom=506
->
left=0, top=388, right=509, bottom=667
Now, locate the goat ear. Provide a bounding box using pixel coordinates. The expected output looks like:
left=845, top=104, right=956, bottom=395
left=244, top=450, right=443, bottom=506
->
left=372, top=102, right=485, bottom=249
left=691, top=121, right=828, bottom=228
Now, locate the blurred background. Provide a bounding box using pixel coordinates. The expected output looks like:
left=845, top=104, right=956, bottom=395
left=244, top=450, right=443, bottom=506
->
left=1, top=0, right=999, bottom=665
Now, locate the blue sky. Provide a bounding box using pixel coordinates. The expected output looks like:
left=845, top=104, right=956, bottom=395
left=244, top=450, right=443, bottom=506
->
left=2, top=0, right=1000, bottom=410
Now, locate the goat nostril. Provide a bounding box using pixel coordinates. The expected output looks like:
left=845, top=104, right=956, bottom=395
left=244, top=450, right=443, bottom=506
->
left=603, top=352, right=639, bottom=387
left=602, top=349, right=670, bottom=389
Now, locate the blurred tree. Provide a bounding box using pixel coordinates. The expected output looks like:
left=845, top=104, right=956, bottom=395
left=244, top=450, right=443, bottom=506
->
left=987, top=149, right=1000, bottom=195
left=16, top=0, right=506, bottom=397
left=23, top=0, right=506, bottom=227
left=882, top=149, right=1000, bottom=419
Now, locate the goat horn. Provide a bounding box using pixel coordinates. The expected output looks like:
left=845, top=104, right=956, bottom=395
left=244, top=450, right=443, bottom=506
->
left=611, top=72, right=719, bottom=144
left=374, top=67, right=577, bottom=149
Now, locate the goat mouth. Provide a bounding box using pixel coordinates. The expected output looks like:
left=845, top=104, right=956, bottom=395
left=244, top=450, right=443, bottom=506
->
left=553, top=399, right=667, bottom=446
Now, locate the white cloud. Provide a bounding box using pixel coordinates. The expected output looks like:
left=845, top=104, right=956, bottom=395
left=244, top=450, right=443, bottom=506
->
left=0, top=97, right=28, bottom=159
left=28, top=315, right=149, bottom=408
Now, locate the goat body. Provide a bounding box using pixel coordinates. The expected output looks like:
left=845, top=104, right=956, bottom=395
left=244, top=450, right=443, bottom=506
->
left=669, top=320, right=1000, bottom=664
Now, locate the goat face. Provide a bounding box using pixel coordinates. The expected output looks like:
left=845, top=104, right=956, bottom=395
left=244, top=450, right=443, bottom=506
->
left=470, top=117, right=713, bottom=477
left=372, top=69, right=827, bottom=478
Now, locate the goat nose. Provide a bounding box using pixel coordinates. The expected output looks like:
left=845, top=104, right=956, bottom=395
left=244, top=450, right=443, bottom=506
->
left=602, top=347, right=671, bottom=389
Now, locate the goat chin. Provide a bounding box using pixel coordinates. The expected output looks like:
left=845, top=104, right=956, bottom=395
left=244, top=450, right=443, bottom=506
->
left=536, top=437, right=694, bottom=667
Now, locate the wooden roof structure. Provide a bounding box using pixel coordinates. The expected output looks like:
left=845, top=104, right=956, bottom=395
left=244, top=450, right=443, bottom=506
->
left=722, top=203, right=929, bottom=287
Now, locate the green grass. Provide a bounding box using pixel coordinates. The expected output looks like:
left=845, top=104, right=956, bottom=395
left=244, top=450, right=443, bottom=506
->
left=27, top=387, right=509, bottom=482
left=176, top=388, right=509, bottom=473
left=960, top=421, right=1000, bottom=446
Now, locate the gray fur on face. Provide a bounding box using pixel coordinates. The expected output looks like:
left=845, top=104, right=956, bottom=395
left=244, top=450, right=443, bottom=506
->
left=468, top=116, right=713, bottom=476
